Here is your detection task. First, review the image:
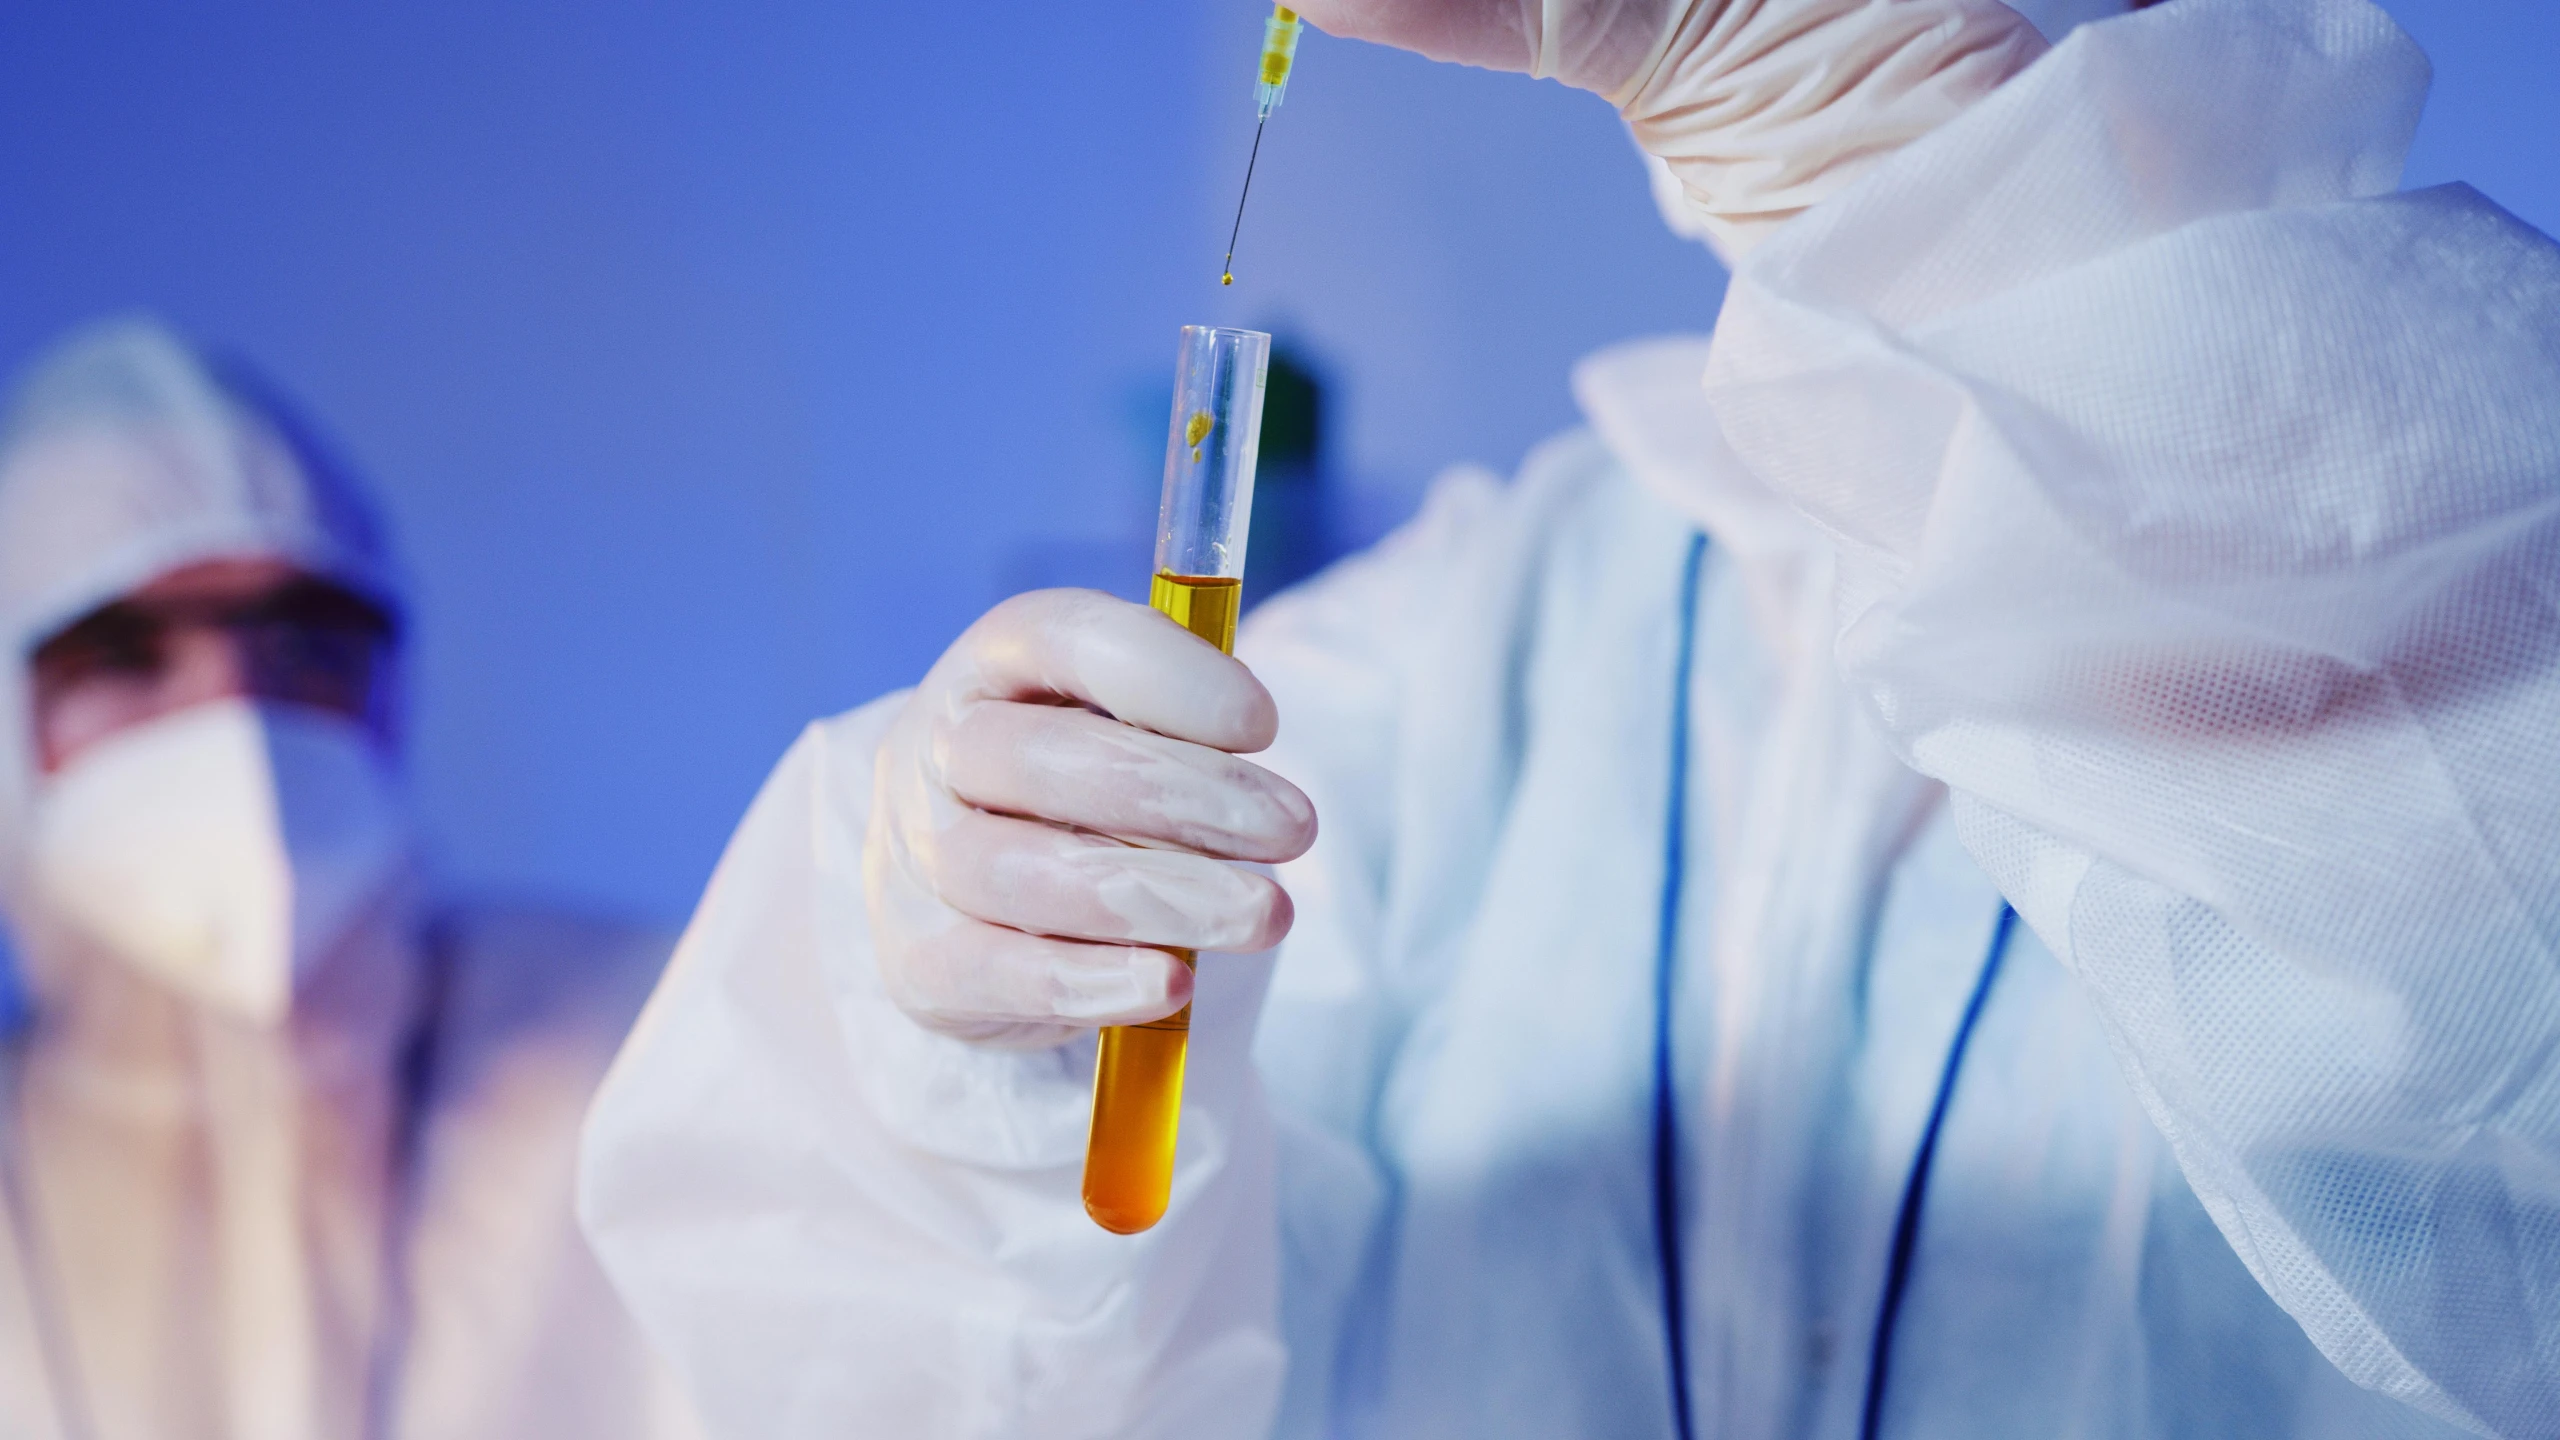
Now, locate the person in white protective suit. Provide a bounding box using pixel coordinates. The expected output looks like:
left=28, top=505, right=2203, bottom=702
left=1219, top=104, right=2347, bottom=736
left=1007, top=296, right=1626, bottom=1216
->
left=0, top=318, right=703, bottom=1440
left=578, top=0, right=2560, bottom=1435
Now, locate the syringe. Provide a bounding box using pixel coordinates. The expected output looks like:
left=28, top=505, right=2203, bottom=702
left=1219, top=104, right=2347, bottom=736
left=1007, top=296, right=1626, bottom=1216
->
left=1221, top=4, right=1305, bottom=286
left=1255, top=3, right=1304, bottom=119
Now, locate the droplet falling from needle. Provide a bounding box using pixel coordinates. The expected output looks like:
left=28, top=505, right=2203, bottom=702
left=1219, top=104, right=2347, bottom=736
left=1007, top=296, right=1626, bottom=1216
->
left=1220, top=116, right=1268, bottom=287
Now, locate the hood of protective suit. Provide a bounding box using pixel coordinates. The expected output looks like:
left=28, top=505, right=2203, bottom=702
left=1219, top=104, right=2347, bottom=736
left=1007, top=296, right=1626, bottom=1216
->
left=0, top=317, right=407, bottom=1009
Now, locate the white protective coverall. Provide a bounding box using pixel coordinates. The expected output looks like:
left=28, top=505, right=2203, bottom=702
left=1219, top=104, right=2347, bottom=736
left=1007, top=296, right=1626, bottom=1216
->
left=579, top=1, right=2560, bottom=1436
left=0, top=319, right=703, bottom=1440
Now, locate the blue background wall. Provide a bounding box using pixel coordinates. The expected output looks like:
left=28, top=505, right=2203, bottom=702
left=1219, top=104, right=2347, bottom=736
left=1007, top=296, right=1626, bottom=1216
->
left=0, top=1, right=2549, bottom=925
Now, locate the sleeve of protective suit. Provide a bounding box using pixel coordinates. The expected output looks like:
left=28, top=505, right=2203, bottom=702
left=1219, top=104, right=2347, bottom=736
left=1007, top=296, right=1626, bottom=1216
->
left=576, top=468, right=1510, bottom=1437
left=575, top=705, right=1287, bottom=1439
left=1699, top=1, right=2560, bottom=1433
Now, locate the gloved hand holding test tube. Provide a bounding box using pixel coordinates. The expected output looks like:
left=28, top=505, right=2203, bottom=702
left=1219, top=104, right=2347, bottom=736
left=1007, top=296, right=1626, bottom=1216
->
left=847, top=16, right=1312, bottom=1240
left=1085, top=3, right=1299, bottom=1230
left=1084, top=325, right=1273, bottom=1233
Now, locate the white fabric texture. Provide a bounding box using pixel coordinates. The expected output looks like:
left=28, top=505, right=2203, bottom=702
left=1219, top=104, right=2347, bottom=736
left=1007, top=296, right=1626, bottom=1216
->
left=0, top=318, right=701, bottom=1439
left=580, top=0, right=2559, bottom=1435
left=1998, top=0, right=2139, bottom=43
left=1702, top=0, right=2560, bottom=1432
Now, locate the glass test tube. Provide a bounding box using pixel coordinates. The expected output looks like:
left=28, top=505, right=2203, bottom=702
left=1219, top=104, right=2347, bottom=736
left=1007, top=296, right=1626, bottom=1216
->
left=1082, top=325, right=1270, bottom=1235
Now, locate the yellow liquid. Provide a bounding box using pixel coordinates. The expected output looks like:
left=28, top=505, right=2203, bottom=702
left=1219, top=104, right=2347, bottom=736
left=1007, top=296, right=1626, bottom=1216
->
left=1263, top=6, right=1302, bottom=85
left=1147, top=571, right=1241, bottom=651
left=1082, top=572, right=1242, bottom=1233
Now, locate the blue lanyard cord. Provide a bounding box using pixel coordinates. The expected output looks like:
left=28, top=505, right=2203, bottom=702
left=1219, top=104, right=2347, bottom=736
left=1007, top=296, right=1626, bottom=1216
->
left=1860, top=902, right=2017, bottom=1440
left=1652, top=531, right=1709, bottom=1440
left=1649, top=525, right=2018, bottom=1440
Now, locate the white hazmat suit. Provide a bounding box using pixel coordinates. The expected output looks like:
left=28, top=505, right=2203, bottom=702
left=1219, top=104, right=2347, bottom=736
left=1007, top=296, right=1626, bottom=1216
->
left=579, top=0, right=2560, bottom=1436
left=0, top=320, right=702, bottom=1440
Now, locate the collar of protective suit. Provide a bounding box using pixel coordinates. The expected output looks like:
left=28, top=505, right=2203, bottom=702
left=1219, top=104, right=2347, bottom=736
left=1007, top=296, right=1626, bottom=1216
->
left=1572, top=336, right=1822, bottom=640
left=0, top=898, right=701, bottom=1440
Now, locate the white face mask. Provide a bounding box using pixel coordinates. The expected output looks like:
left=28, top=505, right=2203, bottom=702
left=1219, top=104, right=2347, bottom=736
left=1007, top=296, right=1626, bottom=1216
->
left=25, top=699, right=410, bottom=1023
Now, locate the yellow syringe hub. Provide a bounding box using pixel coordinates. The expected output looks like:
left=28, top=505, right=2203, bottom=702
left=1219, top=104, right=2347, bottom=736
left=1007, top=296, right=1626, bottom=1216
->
left=1256, top=5, right=1303, bottom=120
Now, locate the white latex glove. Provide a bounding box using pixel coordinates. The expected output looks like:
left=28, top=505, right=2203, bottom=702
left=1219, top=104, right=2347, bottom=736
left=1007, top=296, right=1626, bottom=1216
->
left=866, top=589, right=1317, bottom=1049
left=1295, top=0, right=2051, bottom=258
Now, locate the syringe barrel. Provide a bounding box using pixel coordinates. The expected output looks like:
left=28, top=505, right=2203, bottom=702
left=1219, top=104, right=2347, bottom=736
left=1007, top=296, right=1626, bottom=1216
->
left=1153, top=326, right=1270, bottom=582
left=1256, top=6, right=1304, bottom=117
left=1081, top=325, right=1270, bottom=1236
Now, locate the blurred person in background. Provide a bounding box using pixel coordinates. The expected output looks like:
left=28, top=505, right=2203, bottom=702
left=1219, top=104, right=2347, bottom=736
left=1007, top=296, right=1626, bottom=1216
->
left=0, top=317, right=699, bottom=1440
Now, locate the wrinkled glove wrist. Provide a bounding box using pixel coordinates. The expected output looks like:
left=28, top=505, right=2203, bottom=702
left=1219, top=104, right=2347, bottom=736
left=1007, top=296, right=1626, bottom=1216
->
left=1619, top=0, right=2048, bottom=260
left=1301, top=0, right=2049, bottom=261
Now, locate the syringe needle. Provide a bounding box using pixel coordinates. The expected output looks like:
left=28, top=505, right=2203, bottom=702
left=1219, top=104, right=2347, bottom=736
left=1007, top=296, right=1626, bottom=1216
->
left=1224, top=5, right=1300, bottom=286
left=1220, top=117, right=1267, bottom=287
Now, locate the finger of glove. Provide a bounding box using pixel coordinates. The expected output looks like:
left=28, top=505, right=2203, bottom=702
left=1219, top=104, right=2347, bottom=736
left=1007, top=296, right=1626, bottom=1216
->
left=1291, top=0, right=1536, bottom=72
left=938, top=590, right=1278, bottom=753
left=895, top=923, right=1193, bottom=1036
left=928, top=809, right=1293, bottom=954
left=941, top=701, right=1317, bottom=862
left=868, top=838, right=1194, bottom=1032
left=1292, top=0, right=1675, bottom=95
